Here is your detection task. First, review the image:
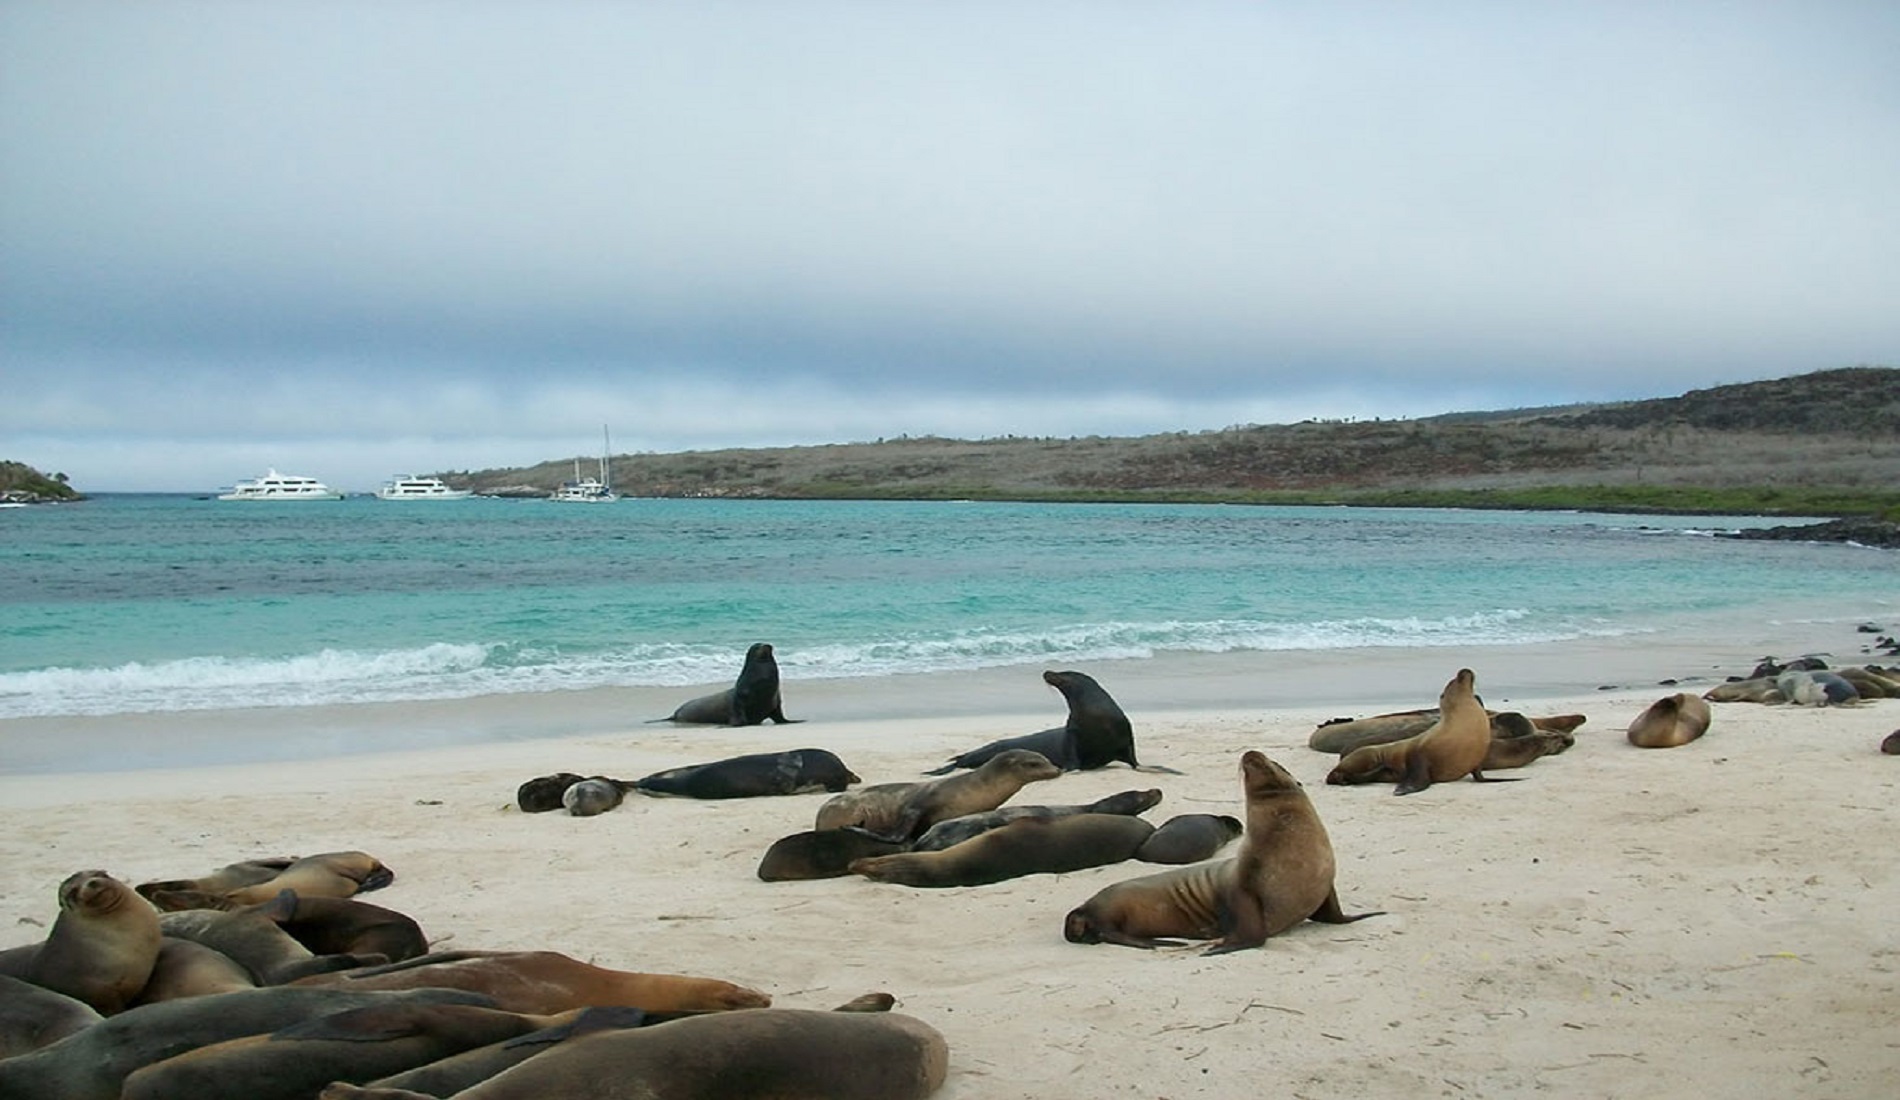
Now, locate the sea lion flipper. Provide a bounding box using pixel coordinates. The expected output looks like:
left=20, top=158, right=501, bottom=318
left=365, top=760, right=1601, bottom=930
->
left=1132, top=763, right=1185, bottom=775
left=831, top=992, right=896, bottom=1013
left=1393, top=749, right=1434, bottom=796
left=1307, top=887, right=1386, bottom=925
left=1467, top=770, right=1523, bottom=784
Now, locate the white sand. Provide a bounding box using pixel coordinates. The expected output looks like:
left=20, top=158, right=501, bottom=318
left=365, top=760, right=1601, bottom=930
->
left=2, top=654, right=1897, bottom=1097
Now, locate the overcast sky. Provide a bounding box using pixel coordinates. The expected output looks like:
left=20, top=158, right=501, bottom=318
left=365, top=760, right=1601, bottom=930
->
left=4, top=2, right=1896, bottom=492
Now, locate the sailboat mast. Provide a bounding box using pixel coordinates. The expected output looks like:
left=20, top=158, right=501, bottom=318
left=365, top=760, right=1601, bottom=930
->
left=600, top=425, right=612, bottom=490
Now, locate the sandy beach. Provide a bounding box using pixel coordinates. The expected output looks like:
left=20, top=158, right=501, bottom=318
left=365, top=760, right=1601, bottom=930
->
left=2, top=637, right=1897, bottom=1098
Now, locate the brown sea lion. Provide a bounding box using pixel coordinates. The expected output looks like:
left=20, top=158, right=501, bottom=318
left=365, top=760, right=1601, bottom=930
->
left=118, top=1001, right=578, bottom=1100
left=1626, top=692, right=1713, bottom=748
left=0, top=972, right=103, bottom=1058
left=135, top=857, right=298, bottom=902
left=1131, top=813, right=1244, bottom=864
left=128, top=938, right=257, bottom=1004
left=1309, top=708, right=1587, bottom=754
left=1479, top=728, right=1575, bottom=769
left=814, top=749, right=1061, bottom=841
left=316, top=1007, right=949, bottom=1100
left=260, top=893, right=430, bottom=965
left=288, top=950, right=772, bottom=1015
left=756, top=828, right=911, bottom=882
left=849, top=814, right=1156, bottom=888
left=909, top=787, right=1163, bottom=852
left=1702, top=677, right=1786, bottom=704
left=1332, top=669, right=1507, bottom=795
left=158, top=893, right=384, bottom=985
left=221, top=852, right=394, bottom=905
left=24, top=870, right=162, bottom=1015
left=1065, top=750, right=1382, bottom=952
left=0, top=986, right=493, bottom=1100
left=652, top=642, right=800, bottom=725
left=1329, top=719, right=1555, bottom=785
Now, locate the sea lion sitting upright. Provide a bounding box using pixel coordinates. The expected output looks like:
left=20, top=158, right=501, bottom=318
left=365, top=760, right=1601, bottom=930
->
left=814, top=749, right=1062, bottom=842
left=923, top=669, right=1180, bottom=776
left=24, top=870, right=162, bottom=1015
left=1064, top=751, right=1382, bottom=952
left=653, top=642, right=800, bottom=725
left=1327, top=669, right=1509, bottom=796
left=849, top=814, right=1157, bottom=888
left=1626, top=692, right=1713, bottom=748
left=633, top=749, right=860, bottom=799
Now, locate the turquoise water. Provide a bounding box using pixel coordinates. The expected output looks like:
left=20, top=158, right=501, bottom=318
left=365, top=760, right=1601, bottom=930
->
left=1, top=495, right=1892, bottom=720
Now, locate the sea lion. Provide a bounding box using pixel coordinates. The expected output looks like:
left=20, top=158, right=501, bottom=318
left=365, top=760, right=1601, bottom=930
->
left=1308, top=708, right=1587, bottom=754
left=0, top=973, right=103, bottom=1058
left=0, top=986, right=493, bottom=1100
left=1626, top=692, right=1713, bottom=748
left=1479, top=728, right=1575, bottom=769
left=1702, top=677, right=1786, bottom=704
left=1882, top=730, right=1900, bottom=755
left=1330, top=669, right=1506, bottom=796
left=813, top=749, right=1061, bottom=841
left=118, top=1001, right=580, bottom=1100
left=562, top=777, right=628, bottom=817
left=653, top=642, right=799, bottom=725
left=633, top=749, right=860, bottom=799
left=923, top=669, right=1179, bottom=775
left=263, top=893, right=431, bottom=965
left=314, top=1007, right=949, bottom=1100
left=1328, top=720, right=1549, bottom=786
left=1777, top=669, right=1861, bottom=706
left=288, top=950, right=772, bottom=1015
left=1837, top=666, right=1900, bottom=699
left=346, top=1006, right=652, bottom=1097
left=757, top=828, right=911, bottom=882
left=909, top=788, right=1164, bottom=852
left=128, top=938, right=257, bottom=1004
left=24, top=870, right=162, bottom=1015
left=1065, top=750, right=1382, bottom=952
left=1131, top=813, right=1244, bottom=864
left=849, top=813, right=1156, bottom=888
left=221, top=852, right=395, bottom=906
left=159, top=893, right=384, bottom=985
left=515, top=773, right=585, bottom=813
left=135, top=857, right=299, bottom=902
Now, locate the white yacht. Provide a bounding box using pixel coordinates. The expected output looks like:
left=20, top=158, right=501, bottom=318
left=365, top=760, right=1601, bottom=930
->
left=217, top=469, right=344, bottom=501
left=375, top=475, right=474, bottom=501
left=550, top=427, right=619, bottom=503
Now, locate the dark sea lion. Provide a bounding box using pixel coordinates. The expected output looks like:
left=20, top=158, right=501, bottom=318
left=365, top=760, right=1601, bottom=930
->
left=757, top=828, right=910, bottom=882
left=289, top=950, right=772, bottom=1015
left=634, top=749, right=860, bottom=799
left=653, top=642, right=800, bottom=725
left=1882, top=730, right=1900, bottom=755
left=0, top=972, right=103, bottom=1058
left=135, top=857, right=298, bottom=903
left=562, top=776, right=628, bottom=817
left=315, top=1007, right=949, bottom=1100
left=1702, top=677, right=1785, bottom=704
left=1131, top=813, right=1244, bottom=865
left=25, top=870, right=162, bottom=1015
left=265, top=893, right=430, bottom=965
left=924, top=669, right=1180, bottom=775
left=159, top=894, right=385, bottom=985
left=1065, top=750, right=1382, bottom=952
left=909, top=788, right=1163, bottom=852
left=222, top=852, right=395, bottom=906
left=0, top=986, right=493, bottom=1100
left=129, top=938, right=257, bottom=1004
left=815, top=749, right=1062, bottom=841
left=850, top=814, right=1157, bottom=888
left=1309, top=708, right=1587, bottom=754
left=349, top=1006, right=652, bottom=1097
left=1626, top=692, right=1713, bottom=748
left=515, top=773, right=585, bottom=813
left=118, top=1001, right=577, bottom=1100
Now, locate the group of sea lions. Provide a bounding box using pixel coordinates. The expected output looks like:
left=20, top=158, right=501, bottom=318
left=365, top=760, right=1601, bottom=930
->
left=0, top=848, right=947, bottom=1099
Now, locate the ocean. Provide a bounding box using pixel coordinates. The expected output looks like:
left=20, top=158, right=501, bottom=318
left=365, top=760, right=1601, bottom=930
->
left=3, top=494, right=1893, bottom=728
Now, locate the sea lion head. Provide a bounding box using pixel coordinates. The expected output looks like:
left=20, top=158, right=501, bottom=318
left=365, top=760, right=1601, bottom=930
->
left=59, top=870, right=134, bottom=915
left=1440, top=668, right=1478, bottom=707
left=1239, top=750, right=1300, bottom=795
left=981, top=749, right=1063, bottom=783
left=1062, top=907, right=1103, bottom=944
left=745, top=642, right=776, bottom=665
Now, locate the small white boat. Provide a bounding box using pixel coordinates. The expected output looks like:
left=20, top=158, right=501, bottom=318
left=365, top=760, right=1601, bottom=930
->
left=375, top=475, right=473, bottom=501
left=217, top=469, right=344, bottom=501
left=550, top=426, right=619, bottom=503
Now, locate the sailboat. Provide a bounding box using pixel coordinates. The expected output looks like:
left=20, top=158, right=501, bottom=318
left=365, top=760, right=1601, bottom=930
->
left=549, top=426, right=619, bottom=503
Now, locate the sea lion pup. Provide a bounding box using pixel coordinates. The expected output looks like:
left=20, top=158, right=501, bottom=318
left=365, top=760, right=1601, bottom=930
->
left=0, top=986, right=493, bottom=1100
left=264, top=893, right=431, bottom=965
left=21, top=870, right=162, bottom=1015
left=159, top=893, right=385, bottom=985
left=1132, top=813, right=1244, bottom=865
left=1882, top=730, right=1900, bottom=755
left=1626, top=692, right=1713, bottom=748
left=923, top=669, right=1181, bottom=776
left=1478, top=728, right=1575, bottom=769
left=1065, top=751, right=1382, bottom=953
left=633, top=748, right=861, bottom=799
left=1777, top=669, right=1861, bottom=706
left=128, top=937, right=258, bottom=1004
left=850, top=814, right=1157, bottom=888
left=1702, top=677, right=1786, bottom=704
left=514, top=772, right=585, bottom=813
left=1308, top=709, right=1587, bottom=754
left=561, top=776, right=628, bottom=817
left=135, top=857, right=298, bottom=902
left=814, top=749, right=1062, bottom=841
left=757, top=828, right=910, bottom=881
left=221, top=851, right=395, bottom=905
left=0, top=973, right=103, bottom=1058
left=652, top=641, right=801, bottom=725
left=289, top=950, right=772, bottom=1015
left=118, top=1001, right=582, bottom=1100
left=316, top=1007, right=949, bottom=1100
left=910, top=787, right=1164, bottom=852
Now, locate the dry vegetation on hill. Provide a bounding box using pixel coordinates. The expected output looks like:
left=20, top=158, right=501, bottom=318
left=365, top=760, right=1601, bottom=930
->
left=457, top=366, right=1900, bottom=515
